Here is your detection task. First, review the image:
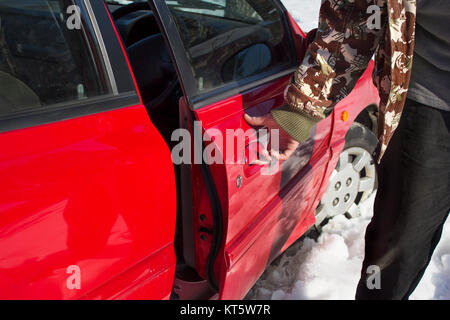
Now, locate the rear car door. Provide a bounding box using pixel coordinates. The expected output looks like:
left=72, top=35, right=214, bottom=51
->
left=151, top=0, right=333, bottom=299
left=0, top=0, right=176, bottom=299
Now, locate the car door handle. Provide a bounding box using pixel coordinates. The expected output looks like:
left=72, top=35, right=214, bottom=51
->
left=243, top=141, right=266, bottom=165
left=243, top=143, right=267, bottom=177
left=242, top=126, right=270, bottom=164
left=239, top=125, right=279, bottom=177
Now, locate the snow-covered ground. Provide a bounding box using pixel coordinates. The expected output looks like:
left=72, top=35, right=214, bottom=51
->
left=246, top=192, right=450, bottom=300
left=245, top=0, right=450, bottom=300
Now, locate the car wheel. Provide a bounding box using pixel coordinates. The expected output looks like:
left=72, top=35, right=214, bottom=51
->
left=314, top=123, right=378, bottom=228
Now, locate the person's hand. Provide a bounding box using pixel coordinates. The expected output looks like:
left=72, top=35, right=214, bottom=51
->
left=244, top=113, right=299, bottom=163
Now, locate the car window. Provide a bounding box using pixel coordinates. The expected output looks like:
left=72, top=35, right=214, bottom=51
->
left=164, top=0, right=295, bottom=95
left=0, top=0, right=112, bottom=119
left=168, top=0, right=262, bottom=22
left=222, top=43, right=271, bottom=82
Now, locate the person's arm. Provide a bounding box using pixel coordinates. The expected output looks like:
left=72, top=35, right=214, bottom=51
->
left=270, top=0, right=388, bottom=144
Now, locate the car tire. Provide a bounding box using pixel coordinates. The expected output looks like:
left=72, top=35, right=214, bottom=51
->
left=314, top=122, right=378, bottom=229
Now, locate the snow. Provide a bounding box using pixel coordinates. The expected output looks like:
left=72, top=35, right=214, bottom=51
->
left=281, top=0, right=321, bottom=33
left=246, top=192, right=376, bottom=300
left=245, top=0, right=450, bottom=300
left=247, top=190, right=450, bottom=300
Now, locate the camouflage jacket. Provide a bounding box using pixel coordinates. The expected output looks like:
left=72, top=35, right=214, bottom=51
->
left=271, top=0, right=416, bottom=161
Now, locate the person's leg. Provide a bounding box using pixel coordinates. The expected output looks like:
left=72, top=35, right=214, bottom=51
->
left=355, top=99, right=450, bottom=300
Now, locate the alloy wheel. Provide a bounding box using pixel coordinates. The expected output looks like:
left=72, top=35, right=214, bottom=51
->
left=315, top=147, right=376, bottom=226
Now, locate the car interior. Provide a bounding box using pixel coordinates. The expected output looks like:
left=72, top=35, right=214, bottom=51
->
left=108, top=2, right=182, bottom=146
left=108, top=2, right=198, bottom=279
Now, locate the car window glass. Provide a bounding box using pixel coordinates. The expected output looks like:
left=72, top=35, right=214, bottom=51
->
left=0, top=0, right=112, bottom=119
left=164, top=0, right=295, bottom=95
left=222, top=43, right=271, bottom=82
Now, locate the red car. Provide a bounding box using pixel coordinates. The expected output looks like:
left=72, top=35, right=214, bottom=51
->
left=0, top=0, right=379, bottom=299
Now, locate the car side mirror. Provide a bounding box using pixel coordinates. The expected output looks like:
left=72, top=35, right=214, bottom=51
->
left=221, top=43, right=272, bottom=83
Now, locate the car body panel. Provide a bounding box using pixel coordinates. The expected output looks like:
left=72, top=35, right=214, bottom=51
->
left=0, top=0, right=380, bottom=300
left=0, top=104, right=177, bottom=299
left=185, top=66, right=335, bottom=299
left=183, top=54, right=333, bottom=300
left=219, top=61, right=379, bottom=299
left=0, top=0, right=177, bottom=300
left=152, top=0, right=380, bottom=299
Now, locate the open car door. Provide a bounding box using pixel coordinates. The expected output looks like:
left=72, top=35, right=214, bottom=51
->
left=151, top=0, right=333, bottom=299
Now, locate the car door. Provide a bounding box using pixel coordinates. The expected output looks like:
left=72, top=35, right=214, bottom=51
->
left=151, top=0, right=333, bottom=299
left=0, top=0, right=176, bottom=299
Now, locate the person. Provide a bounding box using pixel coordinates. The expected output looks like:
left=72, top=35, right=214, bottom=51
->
left=245, top=0, right=449, bottom=299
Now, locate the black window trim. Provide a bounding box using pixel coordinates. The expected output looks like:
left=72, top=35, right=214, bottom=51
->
left=150, top=0, right=299, bottom=110
left=89, top=0, right=139, bottom=94
left=0, top=0, right=141, bottom=133
left=150, top=0, right=198, bottom=106
left=192, top=65, right=297, bottom=108
left=82, top=0, right=118, bottom=95
left=0, top=92, right=140, bottom=133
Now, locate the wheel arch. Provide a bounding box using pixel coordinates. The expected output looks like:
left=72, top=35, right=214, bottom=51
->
left=354, top=104, right=378, bottom=135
